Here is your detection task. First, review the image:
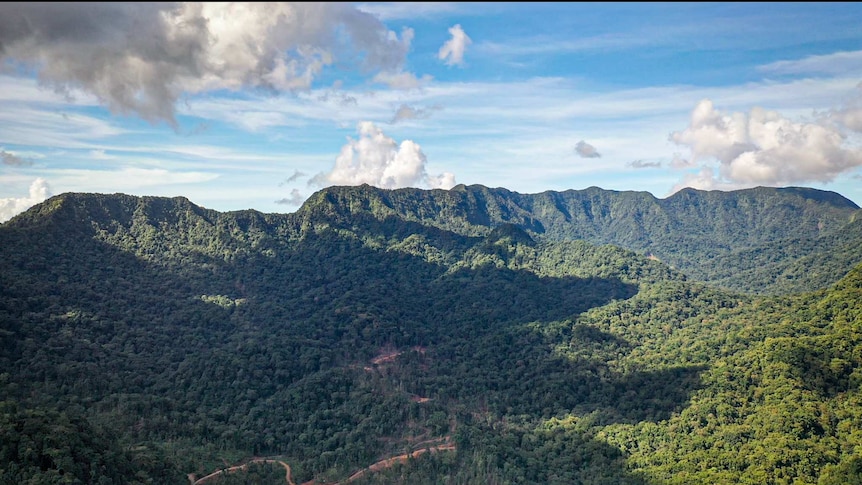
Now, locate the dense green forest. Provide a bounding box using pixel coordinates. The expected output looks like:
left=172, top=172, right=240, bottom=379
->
left=303, top=184, right=861, bottom=294
left=1, top=185, right=861, bottom=484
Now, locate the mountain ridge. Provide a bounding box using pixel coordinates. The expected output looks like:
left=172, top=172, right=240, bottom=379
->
left=10, top=183, right=858, bottom=294
left=4, top=184, right=862, bottom=483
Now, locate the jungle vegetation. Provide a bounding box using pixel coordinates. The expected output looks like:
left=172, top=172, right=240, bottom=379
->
left=1, top=185, right=861, bottom=484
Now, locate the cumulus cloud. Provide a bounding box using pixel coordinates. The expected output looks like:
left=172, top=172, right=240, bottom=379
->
left=827, top=82, right=862, bottom=132
left=628, top=159, right=661, bottom=169
left=669, top=167, right=739, bottom=194
left=0, top=178, right=51, bottom=223
left=669, top=98, right=862, bottom=189
left=1, top=150, right=32, bottom=166
left=311, top=121, right=456, bottom=190
left=574, top=140, right=601, bottom=158
left=275, top=188, right=306, bottom=206
left=0, top=3, right=418, bottom=124
left=669, top=153, right=692, bottom=169
left=427, top=172, right=457, bottom=189
left=438, top=24, right=471, bottom=66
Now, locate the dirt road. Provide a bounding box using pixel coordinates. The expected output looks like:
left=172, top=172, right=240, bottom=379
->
left=339, top=443, right=456, bottom=484
left=191, top=458, right=294, bottom=485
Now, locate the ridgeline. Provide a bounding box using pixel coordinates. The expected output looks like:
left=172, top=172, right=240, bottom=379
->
left=1, top=184, right=861, bottom=484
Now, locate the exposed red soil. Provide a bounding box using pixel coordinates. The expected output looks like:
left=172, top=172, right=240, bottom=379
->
left=370, top=346, right=426, bottom=365
left=300, top=439, right=456, bottom=485
left=192, top=347, right=445, bottom=485
left=190, top=458, right=293, bottom=485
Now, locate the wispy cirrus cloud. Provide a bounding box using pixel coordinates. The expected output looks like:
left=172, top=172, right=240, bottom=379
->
left=758, top=50, right=862, bottom=76
left=476, top=33, right=646, bottom=58
left=372, top=70, right=434, bottom=90
left=356, top=2, right=460, bottom=21
left=50, top=167, right=219, bottom=190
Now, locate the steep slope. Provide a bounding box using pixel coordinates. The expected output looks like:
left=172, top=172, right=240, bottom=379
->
left=0, top=192, right=686, bottom=484
left=4, top=189, right=862, bottom=484
left=593, top=261, right=862, bottom=484
left=701, top=213, right=862, bottom=294
left=296, top=184, right=861, bottom=293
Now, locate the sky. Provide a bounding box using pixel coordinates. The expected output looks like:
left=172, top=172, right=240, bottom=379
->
left=2, top=2, right=862, bottom=222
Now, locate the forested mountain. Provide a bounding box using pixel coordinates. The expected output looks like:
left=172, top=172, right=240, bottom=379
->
left=305, top=184, right=861, bottom=294
left=1, top=186, right=862, bottom=484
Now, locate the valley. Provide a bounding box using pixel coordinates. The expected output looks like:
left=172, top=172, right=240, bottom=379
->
left=1, top=184, right=861, bottom=484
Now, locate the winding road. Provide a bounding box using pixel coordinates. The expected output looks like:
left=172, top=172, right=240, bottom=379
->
left=337, top=443, right=456, bottom=484
left=190, top=349, right=452, bottom=484
left=191, top=458, right=294, bottom=485
left=190, top=441, right=456, bottom=485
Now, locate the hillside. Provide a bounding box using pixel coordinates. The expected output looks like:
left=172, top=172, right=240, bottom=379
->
left=297, top=184, right=862, bottom=294
left=1, top=187, right=862, bottom=484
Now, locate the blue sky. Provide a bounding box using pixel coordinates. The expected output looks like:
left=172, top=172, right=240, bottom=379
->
left=2, top=2, right=862, bottom=221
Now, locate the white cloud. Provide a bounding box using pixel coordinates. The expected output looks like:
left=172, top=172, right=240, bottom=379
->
left=224, top=110, right=296, bottom=133
left=574, top=140, right=601, bottom=158
left=669, top=98, right=862, bottom=189
left=471, top=16, right=758, bottom=60
left=0, top=178, right=52, bottom=223
left=172, top=74, right=860, bottom=140
left=0, top=104, right=126, bottom=149
left=50, top=167, right=220, bottom=192
left=428, top=172, right=457, bottom=190
left=438, top=24, right=472, bottom=67
left=372, top=70, right=433, bottom=90
left=0, top=3, right=419, bottom=124
left=476, top=33, right=645, bottom=58
left=311, top=121, right=456, bottom=190
left=356, top=2, right=459, bottom=21
left=669, top=153, right=691, bottom=169
left=669, top=166, right=739, bottom=193
left=759, top=50, right=862, bottom=76
left=89, top=149, right=112, bottom=160
left=0, top=74, right=99, bottom=105
left=827, top=82, right=862, bottom=132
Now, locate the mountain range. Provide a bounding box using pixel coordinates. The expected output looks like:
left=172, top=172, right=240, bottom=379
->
left=1, top=184, right=861, bottom=484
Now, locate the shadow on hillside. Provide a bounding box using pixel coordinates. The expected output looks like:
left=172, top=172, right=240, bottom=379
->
left=0, top=215, right=705, bottom=484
